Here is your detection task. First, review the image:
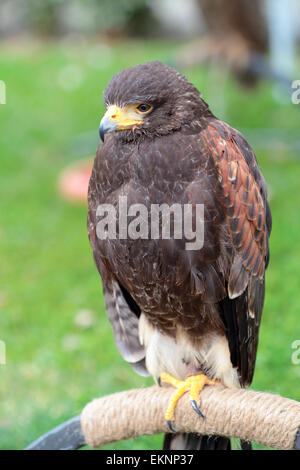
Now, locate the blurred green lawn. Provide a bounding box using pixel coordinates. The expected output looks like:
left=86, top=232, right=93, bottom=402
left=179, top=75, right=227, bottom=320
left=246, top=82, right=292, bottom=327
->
left=0, top=39, right=300, bottom=450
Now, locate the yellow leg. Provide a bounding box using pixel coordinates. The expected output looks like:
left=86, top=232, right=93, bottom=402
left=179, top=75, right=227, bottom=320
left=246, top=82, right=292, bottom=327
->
left=160, top=372, right=183, bottom=389
left=159, top=372, right=219, bottom=431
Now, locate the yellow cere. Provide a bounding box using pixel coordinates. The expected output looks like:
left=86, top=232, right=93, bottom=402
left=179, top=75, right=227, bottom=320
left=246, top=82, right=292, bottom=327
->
left=104, top=103, right=145, bottom=129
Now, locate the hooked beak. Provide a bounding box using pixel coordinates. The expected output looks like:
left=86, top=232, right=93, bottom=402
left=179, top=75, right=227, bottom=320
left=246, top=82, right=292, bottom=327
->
left=99, top=114, right=118, bottom=142
left=99, top=104, right=143, bottom=142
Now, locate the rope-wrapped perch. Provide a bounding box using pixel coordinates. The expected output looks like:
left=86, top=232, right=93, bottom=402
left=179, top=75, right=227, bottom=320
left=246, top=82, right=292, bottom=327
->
left=81, top=385, right=300, bottom=450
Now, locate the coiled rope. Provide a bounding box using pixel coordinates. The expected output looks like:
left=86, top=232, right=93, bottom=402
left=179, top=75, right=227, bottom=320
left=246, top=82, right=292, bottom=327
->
left=81, top=385, right=300, bottom=450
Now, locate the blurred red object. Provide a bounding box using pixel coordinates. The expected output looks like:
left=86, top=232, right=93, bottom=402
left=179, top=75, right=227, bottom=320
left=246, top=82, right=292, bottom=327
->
left=58, top=158, right=93, bottom=204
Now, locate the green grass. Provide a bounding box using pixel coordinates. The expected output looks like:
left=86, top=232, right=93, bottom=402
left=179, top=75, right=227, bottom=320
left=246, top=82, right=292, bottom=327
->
left=0, top=38, right=300, bottom=450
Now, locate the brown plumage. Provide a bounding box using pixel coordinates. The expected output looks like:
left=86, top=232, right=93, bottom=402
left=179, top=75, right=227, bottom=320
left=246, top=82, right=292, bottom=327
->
left=87, top=62, right=271, bottom=449
left=175, top=0, right=269, bottom=87
left=199, top=0, right=268, bottom=54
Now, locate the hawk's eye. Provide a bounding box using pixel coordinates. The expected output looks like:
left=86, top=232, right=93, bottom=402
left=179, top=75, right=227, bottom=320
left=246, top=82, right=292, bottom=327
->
left=136, top=103, right=152, bottom=114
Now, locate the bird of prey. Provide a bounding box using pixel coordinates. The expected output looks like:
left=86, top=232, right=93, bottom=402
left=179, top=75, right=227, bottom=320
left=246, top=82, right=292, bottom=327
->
left=87, top=61, right=271, bottom=450
left=175, top=0, right=269, bottom=87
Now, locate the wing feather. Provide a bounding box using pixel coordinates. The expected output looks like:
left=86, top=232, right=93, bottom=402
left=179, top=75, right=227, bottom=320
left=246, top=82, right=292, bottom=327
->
left=87, top=176, right=148, bottom=376
left=201, top=119, right=271, bottom=385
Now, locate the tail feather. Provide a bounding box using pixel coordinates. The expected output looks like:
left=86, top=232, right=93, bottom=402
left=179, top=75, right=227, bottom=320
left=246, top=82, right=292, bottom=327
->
left=163, top=433, right=231, bottom=450
left=163, top=434, right=252, bottom=450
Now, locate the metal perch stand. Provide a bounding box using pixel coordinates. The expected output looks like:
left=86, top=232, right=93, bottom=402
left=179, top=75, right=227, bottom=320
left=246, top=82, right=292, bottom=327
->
left=26, top=385, right=300, bottom=450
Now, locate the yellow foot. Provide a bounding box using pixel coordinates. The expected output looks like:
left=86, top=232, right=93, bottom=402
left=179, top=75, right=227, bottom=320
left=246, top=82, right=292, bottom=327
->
left=159, top=372, right=219, bottom=432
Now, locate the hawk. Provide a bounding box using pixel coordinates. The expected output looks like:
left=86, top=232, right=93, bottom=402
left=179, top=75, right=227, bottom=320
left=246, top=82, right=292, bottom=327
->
left=175, top=0, right=269, bottom=87
left=87, top=61, right=271, bottom=450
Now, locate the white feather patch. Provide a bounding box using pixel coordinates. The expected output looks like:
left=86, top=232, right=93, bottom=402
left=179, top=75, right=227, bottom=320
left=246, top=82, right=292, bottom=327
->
left=139, top=314, right=239, bottom=387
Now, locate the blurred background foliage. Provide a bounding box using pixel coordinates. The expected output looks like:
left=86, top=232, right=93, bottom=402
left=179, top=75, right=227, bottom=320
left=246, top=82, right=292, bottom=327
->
left=24, top=0, right=159, bottom=38
left=0, top=0, right=300, bottom=451
left=0, top=0, right=164, bottom=38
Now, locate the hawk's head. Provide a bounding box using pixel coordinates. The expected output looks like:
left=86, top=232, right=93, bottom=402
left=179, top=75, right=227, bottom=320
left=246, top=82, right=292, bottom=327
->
left=99, top=61, right=210, bottom=142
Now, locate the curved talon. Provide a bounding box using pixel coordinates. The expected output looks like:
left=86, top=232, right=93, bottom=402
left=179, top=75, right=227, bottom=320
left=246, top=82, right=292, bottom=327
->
left=166, top=420, right=176, bottom=432
left=191, top=399, right=205, bottom=418
left=157, top=376, right=162, bottom=387
left=160, top=372, right=218, bottom=431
